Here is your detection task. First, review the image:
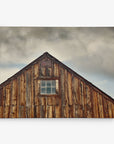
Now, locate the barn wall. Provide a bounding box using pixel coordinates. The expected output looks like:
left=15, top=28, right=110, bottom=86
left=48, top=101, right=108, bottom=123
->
left=0, top=56, right=114, bottom=118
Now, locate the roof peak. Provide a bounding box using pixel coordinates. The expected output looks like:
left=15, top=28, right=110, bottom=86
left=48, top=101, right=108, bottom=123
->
left=43, top=52, right=50, bottom=55
left=0, top=51, right=114, bottom=102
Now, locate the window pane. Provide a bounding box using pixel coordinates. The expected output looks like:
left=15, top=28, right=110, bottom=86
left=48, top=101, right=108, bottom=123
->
left=47, top=81, right=51, bottom=86
left=52, top=80, right=56, bottom=86
left=47, top=87, right=51, bottom=94
left=41, top=81, right=45, bottom=86
left=40, top=80, right=58, bottom=95
left=41, top=88, right=45, bottom=94
left=52, top=88, right=56, bottom=94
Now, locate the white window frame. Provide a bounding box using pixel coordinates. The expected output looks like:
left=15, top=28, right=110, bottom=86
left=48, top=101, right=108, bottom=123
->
left=40, top=80, right=58, bottom=95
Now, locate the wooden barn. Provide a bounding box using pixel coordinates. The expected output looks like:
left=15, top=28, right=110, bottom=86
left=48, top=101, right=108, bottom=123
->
left=0, top=52, right=114, bottom=118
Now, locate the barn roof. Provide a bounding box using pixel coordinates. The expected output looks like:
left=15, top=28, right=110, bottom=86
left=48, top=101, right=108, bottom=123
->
left=0, top=52, right=114, bottom=103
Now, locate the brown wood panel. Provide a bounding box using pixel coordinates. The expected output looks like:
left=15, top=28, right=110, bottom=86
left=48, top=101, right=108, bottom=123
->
left=48, top=106, right=53, bottom=118
left=19, top=106, right=25, bottom=118
left=25, top=70, right=31, bottom=118
left=102, top=97, right=109, bottom=118
left=19, top=74, right=26, bottom=118
left=12, top=80, right=17, bottom=118
left=55, top=105, right=61, bottom=118
left=72, top=76, right=77, bottom=105
left=83, top=83, right=87, bottom=118
left=54, top=63, right=59, bottom=77
left=112, top=103, right=114, bottom=118
left=31, top=66, right=35, bottom=118
left=4, top=106, right=10, bottom=118
left=5, top=84, right=11, bottom=106
left=0, top=53, right=114, bottom=118
left=108, top=101, right=113, bottom=118
left=75, top=78, right=80, bottom=117
left=63, top=105, right=69, bottom=118
left=35, top=105, right=40, bottom=118
left=0, top=106, right=3, bottom=118
left=2, top=86, right=6, bottom=118
left=64, top=69, right=68, bottom=105
left=34, top=64, right=39, bottom=106
left=72, top=104, right=76, bottom=118
left=68, top=72, right=73, bottom=106
left=59, top=66, right=65, bottom=117
left=78, top=80, right=83, bottom=118
left=45, top=98, right=48, bottom=118
left=86, top=86, right=92, bottom=118
left=0, top=87, right=3, bottom=118
left=92, top=91, right=99, bottom=118
left=69, top=105, right=73, bottom=118
left=97, top=94, right=104, bottom=118
left=4, top=84, right=11, bottom=118
left=81, top=81, right=85, bottom=117
left=16, top=77, right=20, bottom=118
left=47, top=97, right=53, bottom=106
left=40, top=105, right=46, bottom=118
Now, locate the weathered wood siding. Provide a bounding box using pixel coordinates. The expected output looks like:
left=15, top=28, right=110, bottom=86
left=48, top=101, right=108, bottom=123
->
left=0, top=53, right=114, bottom=118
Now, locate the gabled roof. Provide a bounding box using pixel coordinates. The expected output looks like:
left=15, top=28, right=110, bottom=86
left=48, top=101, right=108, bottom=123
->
left=0, top=52, right=114, bottom=103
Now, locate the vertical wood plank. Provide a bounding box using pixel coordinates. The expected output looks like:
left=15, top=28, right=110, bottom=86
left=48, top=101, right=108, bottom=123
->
left=19, top=74, right=26, bottom=118
left=63, top=105, right=69, bottom=118
left=0, top=88, right=3, bottom=118
left=112, top=103, right=114, bottom=118
left=102, top=97, right=109, bottom=118
left=97, top=94, right=104, bottom=118
left=86, top=86, right=92, bottom=118
left=34, top=64, right=39, bottom=117
left=55, top=105, right=61, bottom=118
left=78, top=80, right=83, bottom=118
left=60, top=66, right=65, bottom=117
left=31, top=66, right=35, bottom=118
left=64, top=69, right=68, bottom=105
left=83, top=84, right=87, bottom=118
left=92, top=91, right=99, bottom=118
left=108, top=101, right=113, bottom=118
left=0, top=106, right=3, bottom=118
left=54, top=63, right=59, bottom=77
left=10, top=80, right=17, bottom=118
left=26, top=70, right=31, bottom=118
left=17, top=77, right=20, bottom=118
left=68, top=72, right=73, bottom=106
left=48, top=106, right=53, bottom=118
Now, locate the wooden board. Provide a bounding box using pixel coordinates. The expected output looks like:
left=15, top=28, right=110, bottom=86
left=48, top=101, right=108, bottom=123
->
left=0, top=54, right=113, bottom=118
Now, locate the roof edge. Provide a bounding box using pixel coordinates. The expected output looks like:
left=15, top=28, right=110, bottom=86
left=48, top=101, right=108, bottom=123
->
left=0, top=52, right=114, bottom=103
left=46, top=53, right=114, bottom=103
left=0, top=52, right=47, bottom=87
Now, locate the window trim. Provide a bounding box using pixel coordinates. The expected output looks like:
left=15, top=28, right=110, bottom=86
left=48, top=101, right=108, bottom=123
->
left=38, top=78, right=60, bottom=97
left=40, top=80, right=56, bottom=95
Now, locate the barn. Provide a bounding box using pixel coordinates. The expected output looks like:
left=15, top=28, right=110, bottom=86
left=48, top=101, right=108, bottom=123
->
left=0, top=52, right=114, bottom=118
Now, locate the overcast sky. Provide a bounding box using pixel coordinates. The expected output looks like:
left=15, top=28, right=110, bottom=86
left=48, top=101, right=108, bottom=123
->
left=0, top=27, right=114, bottom=98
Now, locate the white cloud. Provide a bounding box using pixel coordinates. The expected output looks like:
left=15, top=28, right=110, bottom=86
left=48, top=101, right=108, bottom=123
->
left=0, top=27, right=114, bottom=97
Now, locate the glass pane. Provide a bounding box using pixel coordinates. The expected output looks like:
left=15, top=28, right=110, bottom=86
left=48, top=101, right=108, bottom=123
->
left=52, top=81, right=56, bottom=86
left=41, top=81, right=45, bottom=86
left=41, top=88, right=45, bottom=94
left=40, top=80, right=58, bottom=95
left=52, top=80, right=56, bottom=86
left=47, top=81, right=51, bottom=86
left=52, top=88, right=56, bottom=94
left=47, top=87, right=51, bottom=94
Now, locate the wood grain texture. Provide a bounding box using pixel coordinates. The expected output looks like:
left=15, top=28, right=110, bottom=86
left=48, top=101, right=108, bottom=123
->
left=0, top=53, right=113, bottom=118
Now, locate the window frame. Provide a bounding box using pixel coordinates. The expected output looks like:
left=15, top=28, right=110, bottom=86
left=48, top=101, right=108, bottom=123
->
left=40, top=80, right=56, bottom=95
left=38, top=78, right=60, bottom=97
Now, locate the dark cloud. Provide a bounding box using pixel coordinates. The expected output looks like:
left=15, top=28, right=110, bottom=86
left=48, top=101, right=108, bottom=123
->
left=0, top=27, right=114, bottom=79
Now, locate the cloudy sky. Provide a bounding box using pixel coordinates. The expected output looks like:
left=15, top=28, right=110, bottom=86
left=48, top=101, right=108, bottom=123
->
left=0, top=27, right=114, bottom=98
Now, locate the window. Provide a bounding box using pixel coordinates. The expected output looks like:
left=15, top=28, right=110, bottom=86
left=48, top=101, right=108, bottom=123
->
left=40, top=80, right=58, bottom=95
